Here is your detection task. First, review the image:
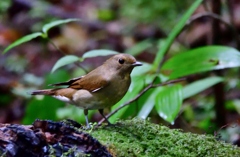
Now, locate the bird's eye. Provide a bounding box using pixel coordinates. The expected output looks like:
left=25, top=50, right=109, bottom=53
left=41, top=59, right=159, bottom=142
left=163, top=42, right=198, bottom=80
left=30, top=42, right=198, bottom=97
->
left=118, top=58, right=125, bottom=64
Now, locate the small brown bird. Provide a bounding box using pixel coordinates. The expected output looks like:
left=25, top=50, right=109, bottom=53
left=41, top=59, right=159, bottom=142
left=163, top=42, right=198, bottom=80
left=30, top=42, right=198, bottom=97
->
left=31, top=54, right=142, bottom=128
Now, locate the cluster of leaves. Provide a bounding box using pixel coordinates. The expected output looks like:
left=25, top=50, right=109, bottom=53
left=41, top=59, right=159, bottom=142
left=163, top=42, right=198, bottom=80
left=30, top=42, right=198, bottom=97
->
left=3, top=0, right=240, bottom=126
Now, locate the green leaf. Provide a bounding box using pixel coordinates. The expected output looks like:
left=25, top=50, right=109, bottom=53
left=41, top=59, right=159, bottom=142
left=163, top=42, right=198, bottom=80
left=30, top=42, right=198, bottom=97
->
left=137, top=75, right=162, bottom=119
left=131, top=62, right=152, bottom=76
left=45, top=69, right=72, bottom=87
left=161, top=46, right=240, bottom=79
left=56, top=105, right=95, bottom=124
left=137, top=88, right=163, bottom=119
left=125, top=39, right=152, bottom=56
left=22, top=96, right=64, bottom=124
left=2, top=32, right=42, bottom=54
left=153, top=0, right=203, bottom=69
left=42, top=18, right=80, bottom=35
left=183, top=76, right=224, bottom=99
left=51, top=55, right=80, bottom=73
left=155, top=84, right=183, bottom=124
left=82, top=49, right=119, bottom=59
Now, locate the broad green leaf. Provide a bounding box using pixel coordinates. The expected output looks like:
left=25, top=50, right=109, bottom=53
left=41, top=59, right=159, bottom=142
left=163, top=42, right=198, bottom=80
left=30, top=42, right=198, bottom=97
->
left=153, top=0, right=203, bottom=69
left=183, top=76, right=224, bottom=99
left=125, top=39, right=152, bottom=56
left=82, top=49, right=119, bottom=59
left=56, top=106, right=95, bottom=124
left=131, top=62, right=152, bottom=76
left=42, top=18, right=80, bottom=35
left=57, top=106, right=85, bottom=122
left=2, top=32, right=42, bottom=54
left=109, top=76, right=144, bottom=123
left=137, top=88, right=163, bottom=119
left=161, top=46, right=240, bottom=79
left=22, top=96, right=64, bottom=124
left=23, top=70, right=70, bottom=124
left=136, top=75, right=162, bottom=119
left=45, top=69, right=71, bottom=86
left=51, top=55, right=80, bottom=73
left=155, top=84, right=183, bottom=124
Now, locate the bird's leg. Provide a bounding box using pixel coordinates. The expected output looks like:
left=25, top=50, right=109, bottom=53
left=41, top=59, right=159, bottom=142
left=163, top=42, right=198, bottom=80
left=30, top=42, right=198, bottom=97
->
left=84, top=109, right=90, bottom=128
left=98, top=109, right=112, bottom=125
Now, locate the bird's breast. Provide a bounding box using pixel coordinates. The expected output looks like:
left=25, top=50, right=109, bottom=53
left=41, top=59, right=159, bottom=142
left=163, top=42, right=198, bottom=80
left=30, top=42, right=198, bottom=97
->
left=101, top=74, right=131, bottom=104
left=71, top=75, right=131, bottom=110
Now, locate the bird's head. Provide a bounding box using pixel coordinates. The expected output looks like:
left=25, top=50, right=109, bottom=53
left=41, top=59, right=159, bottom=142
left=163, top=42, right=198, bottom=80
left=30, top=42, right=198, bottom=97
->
left=104, top=54, right=142, bottom=75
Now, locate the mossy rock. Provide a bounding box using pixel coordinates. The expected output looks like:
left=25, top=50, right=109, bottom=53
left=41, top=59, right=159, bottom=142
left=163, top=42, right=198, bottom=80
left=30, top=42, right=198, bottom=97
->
left=90, top=118, right=240, bottom=157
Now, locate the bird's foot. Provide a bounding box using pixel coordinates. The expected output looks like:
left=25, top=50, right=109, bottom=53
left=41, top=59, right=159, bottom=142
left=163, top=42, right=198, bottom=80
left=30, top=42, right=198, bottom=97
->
left=82, top=122, right=98, bottom=130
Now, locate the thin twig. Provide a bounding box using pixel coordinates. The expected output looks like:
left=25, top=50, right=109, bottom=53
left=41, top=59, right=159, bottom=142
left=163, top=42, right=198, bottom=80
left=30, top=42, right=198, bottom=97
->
left=186, top=12, right=230, bottom=28
left=98, top=78, right=186, bottom=125
left=48, top=39, right=88, bottom=73
left=185, top=12, right=240, bottom=47
left=48, top=39, right=65, bottom=55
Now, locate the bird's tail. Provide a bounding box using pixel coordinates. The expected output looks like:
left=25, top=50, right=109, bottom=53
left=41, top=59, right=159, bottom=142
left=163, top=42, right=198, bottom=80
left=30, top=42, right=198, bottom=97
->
left=31, top=89, right=55, bottom=95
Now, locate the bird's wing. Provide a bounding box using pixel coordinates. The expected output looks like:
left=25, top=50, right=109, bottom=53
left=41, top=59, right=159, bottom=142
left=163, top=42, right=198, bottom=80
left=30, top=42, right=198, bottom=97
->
left=49, top=76, right=84, bottom=87
left=69, top=72, right=109, bottom=92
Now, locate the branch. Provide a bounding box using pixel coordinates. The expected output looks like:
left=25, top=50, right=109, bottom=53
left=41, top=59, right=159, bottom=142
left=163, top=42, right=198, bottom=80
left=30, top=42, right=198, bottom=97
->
left=48, top=39, right=88, bottom=73
left=98, top=78, right=186, bottom=125
left=185, top=12, right=239, bottom=48
left=185, top=12, right=230, bottom=28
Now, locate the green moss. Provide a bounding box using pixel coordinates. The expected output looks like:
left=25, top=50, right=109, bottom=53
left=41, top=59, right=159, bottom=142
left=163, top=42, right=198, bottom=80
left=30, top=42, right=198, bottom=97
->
left=90, top=118, right=240, bottom=157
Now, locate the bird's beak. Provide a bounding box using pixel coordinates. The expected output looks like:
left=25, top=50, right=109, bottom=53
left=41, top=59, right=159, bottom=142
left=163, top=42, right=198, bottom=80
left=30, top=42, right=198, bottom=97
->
left=132, top=61, right=142, bottom=66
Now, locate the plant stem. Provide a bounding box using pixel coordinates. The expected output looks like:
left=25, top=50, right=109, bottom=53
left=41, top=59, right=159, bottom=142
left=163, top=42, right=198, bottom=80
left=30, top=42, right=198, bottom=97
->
left=48, top=38, right=88, bottom=73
